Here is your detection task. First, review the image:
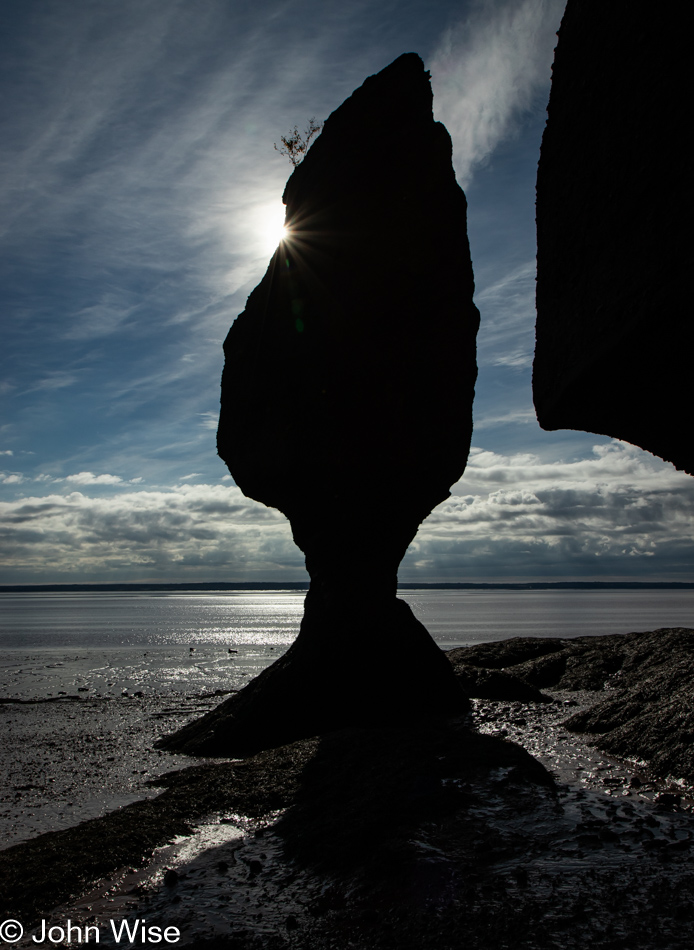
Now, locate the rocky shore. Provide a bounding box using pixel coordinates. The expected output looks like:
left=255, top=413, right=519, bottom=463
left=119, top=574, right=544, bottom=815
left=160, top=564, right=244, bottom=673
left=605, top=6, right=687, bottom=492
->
left=1, top=629, right=694, bottom=949
left=449, top=626, right=694, bottom=784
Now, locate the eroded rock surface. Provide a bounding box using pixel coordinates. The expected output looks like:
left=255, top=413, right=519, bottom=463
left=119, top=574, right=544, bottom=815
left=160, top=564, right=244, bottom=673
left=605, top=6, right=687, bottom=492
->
left=164, top=53, right=479, bottom=755
left=533, top=3, right=692, bottom=473
left=449, top=628, right=694, bottom=783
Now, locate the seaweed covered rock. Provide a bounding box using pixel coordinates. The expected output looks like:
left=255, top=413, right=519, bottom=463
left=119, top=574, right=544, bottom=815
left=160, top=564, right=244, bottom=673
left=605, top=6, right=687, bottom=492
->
left=162, top=53, right=479, bottom=755
left=449, top=628, right=694, bottom=783
left=533, top=2, right=692, bottom=473
left=449, top=661, right=553, bottom=704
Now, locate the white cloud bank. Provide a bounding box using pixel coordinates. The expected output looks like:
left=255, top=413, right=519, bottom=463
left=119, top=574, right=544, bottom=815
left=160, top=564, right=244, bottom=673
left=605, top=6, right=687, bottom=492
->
left=1, top=442, right=692, bottom=584
left=0, top=483, right=300, bottom=584
left=430, top=0, right=564, bottom=186
left=402, top=442, right=694, bottom=581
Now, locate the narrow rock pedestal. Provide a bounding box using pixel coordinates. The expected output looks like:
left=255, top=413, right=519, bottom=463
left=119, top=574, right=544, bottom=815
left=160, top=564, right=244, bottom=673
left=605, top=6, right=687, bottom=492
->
left=161, top=53, right=479, bottom=756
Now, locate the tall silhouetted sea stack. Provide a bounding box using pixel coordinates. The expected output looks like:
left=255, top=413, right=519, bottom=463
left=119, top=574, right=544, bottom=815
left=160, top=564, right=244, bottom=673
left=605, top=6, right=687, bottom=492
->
left=163, top=53, right=479, bottom=756
left=533, top=3, right=692, bottom=474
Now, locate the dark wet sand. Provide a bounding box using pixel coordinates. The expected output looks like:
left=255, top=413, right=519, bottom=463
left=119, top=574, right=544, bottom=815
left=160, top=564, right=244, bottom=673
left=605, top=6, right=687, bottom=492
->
left=0, top=645, right=281, bottom=846
left=2, top=638, right=694, bottom=949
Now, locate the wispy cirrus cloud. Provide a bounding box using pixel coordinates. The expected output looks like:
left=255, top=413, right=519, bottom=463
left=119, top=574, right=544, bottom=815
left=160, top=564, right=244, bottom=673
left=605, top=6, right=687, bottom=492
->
left=21, top=373, right=80, bottom=395
left=0, top=0, right=394, bottom=315
left=474, top=408, right=537, bottom=429
left=474, top=260, right=537, bottom=368
left=2, top=0, right=434, bottom=492
left=198, top=412, right=220, bottom=431
left=430, top=0, right=564, bottom=186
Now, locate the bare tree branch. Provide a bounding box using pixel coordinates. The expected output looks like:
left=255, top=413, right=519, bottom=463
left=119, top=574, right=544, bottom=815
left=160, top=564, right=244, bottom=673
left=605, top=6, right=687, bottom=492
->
left=274, top=117, right=323, bottom=166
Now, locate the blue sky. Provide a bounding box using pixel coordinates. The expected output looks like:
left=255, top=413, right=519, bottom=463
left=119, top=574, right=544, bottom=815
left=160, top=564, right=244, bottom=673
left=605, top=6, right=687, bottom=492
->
left=1, top=0, right=692, bottom=585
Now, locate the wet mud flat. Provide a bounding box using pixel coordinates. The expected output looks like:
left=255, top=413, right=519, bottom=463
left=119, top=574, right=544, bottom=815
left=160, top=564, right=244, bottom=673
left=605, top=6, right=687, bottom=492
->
left=0, top=645, right=281, bottom=846
left=0, top=692, right=230, bottom=846
left=2, top=703, right=694, bottom=949
left=2, top=630, right=694, bottom=949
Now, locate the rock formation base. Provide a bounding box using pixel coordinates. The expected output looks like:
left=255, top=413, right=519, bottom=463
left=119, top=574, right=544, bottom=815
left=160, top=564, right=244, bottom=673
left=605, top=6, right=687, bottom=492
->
left=159, top=594, right=467, bottom=756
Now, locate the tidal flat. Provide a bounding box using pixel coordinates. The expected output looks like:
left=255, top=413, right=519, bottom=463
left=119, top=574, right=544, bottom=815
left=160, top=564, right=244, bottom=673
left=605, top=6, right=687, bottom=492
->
left=2, top=633, right=694, bottom=949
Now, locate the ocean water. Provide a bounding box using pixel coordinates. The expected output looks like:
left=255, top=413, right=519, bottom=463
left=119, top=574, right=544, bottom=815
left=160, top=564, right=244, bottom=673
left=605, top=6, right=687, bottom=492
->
left=0, top=588, right=693, bottom=650
left=404, top=588, right=694, bottom=648
left=0, top=590, right=304, bottom=650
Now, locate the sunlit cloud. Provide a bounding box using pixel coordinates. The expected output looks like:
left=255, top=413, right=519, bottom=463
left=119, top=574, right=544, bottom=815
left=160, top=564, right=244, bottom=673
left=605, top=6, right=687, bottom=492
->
left=0, top=483, right=300, bottom=583
left=430, top=0, right=564, bottom=186
left=198, top=412, right=219, bottom=431
left=65, top=472, right=124, bottom=485
left=399, top=442, right=694, bottom=581
left=31, top=472, right=148, bottom=487
left=1, top=442, right=692, bottom=585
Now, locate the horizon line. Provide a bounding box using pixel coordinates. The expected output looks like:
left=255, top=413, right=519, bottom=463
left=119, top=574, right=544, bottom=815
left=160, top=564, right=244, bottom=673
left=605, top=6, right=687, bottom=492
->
left=1, top=581, right=693, bottom=593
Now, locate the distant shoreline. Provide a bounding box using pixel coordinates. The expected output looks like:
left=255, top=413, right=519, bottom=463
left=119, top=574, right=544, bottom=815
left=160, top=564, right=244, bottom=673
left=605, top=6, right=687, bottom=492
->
left=1, top=581, right=693, bottom=593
